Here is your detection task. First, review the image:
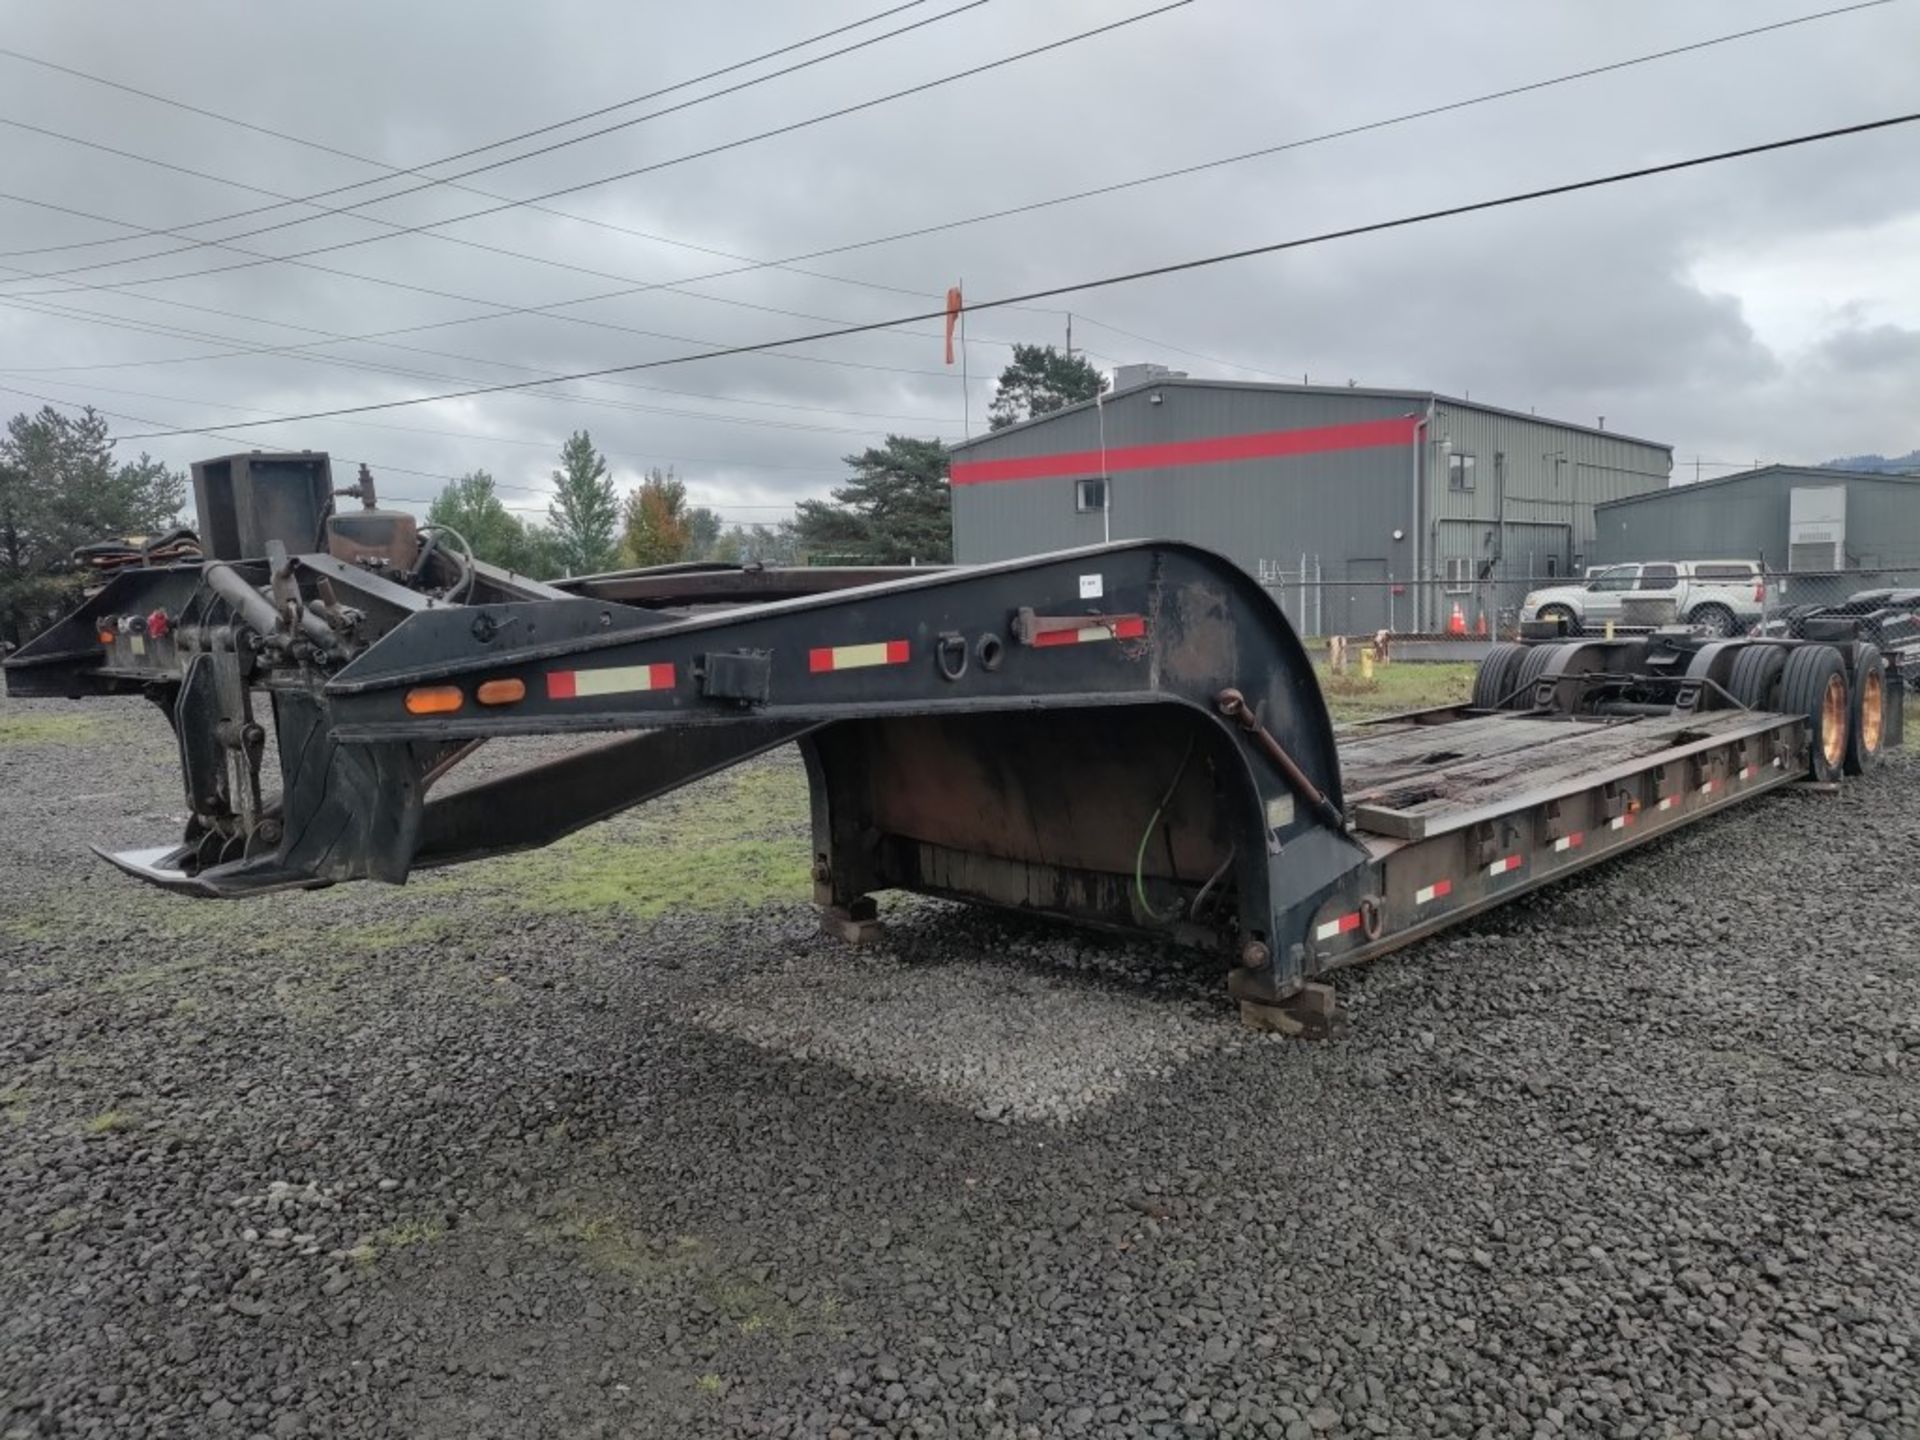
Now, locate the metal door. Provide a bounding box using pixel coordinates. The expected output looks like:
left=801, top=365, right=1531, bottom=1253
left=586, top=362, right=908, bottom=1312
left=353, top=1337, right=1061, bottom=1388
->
left=1344, top=558, right=1389, bottom=636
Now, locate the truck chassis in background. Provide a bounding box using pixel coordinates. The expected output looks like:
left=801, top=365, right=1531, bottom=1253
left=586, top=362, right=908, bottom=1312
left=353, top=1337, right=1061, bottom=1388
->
left=3, top=453, right=1904, bottom=1031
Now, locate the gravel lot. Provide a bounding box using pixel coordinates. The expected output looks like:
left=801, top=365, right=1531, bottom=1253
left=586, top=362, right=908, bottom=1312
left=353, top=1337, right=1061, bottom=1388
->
left=2, top=689, right=1917, bottom=1440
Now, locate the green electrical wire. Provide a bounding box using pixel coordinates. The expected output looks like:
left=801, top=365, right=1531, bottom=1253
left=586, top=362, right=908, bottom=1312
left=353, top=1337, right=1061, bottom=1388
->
left=1134, top=736, right=1197, bottom=923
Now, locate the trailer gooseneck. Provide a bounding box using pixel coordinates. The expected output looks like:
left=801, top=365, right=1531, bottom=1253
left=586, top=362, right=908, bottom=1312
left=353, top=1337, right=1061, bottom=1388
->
left=3, top=454, right=1904, bottom=1031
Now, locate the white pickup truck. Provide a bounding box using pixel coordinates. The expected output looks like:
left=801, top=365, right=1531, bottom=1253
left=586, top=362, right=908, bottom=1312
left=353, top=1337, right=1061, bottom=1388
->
left=1521, top=560, right=1766, bottom=636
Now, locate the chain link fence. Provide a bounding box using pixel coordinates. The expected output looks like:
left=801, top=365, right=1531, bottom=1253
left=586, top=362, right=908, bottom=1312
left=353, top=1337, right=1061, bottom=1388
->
left=1256, top=558, right=1920, bottom=641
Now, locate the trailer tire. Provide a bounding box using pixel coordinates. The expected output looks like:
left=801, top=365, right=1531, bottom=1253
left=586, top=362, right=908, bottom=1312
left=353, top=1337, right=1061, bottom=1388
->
left=1844, top=643, right=1887, bottom=775
left=1778, top=644, right=1850, bottom=782
left=1727, top=644, right=1787, bottom=710
left=1505, top=643, right=1560, bottom=710
left=1472, top=643, right=1527, bottom=709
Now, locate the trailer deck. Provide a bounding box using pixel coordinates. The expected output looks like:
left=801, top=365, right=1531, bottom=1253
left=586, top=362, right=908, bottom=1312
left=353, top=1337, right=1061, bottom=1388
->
left=3, top=452, right=1902, bottom=1031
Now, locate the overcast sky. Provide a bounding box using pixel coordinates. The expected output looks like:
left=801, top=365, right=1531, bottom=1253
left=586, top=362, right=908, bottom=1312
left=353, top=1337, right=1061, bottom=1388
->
left=1, top=0, right=1916, bottom=526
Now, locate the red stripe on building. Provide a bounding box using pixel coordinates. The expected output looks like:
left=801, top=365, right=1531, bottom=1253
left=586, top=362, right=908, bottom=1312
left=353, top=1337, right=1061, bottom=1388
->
left=949, top=416, right=1421, bottom=486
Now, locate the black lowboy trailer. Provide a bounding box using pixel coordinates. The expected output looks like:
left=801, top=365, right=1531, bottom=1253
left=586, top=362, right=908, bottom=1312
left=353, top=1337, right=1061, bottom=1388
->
left=3, top=454, right=1905, bottom=1032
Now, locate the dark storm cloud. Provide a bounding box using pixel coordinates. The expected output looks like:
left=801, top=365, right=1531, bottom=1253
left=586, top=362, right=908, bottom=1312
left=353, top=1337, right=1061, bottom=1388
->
left=1, top=0, right=1915, bottom=521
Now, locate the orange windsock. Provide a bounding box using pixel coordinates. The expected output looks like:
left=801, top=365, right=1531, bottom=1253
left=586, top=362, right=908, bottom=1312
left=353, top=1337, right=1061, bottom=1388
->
left=944, top=286, right=963, bottom=364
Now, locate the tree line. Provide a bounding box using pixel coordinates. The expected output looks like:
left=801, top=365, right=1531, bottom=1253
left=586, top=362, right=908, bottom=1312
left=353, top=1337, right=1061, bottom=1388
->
left=0, top=345, right=1105, bottom=642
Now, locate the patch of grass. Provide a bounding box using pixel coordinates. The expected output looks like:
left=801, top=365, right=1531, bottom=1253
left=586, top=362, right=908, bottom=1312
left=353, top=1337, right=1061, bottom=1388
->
left=695, top=1374, right=725, bottom=1398
left=0, top=713, right=101, bottom=746
left=374, top=1216, right=447, bottom=1250
left=83, top=1109, right=130, bottom=1134
left=1316, top=660, right=1477, bottom=723
left=1, top=1081, right=28, bottom=1125
left=487, top=762, right=812, bottom=918
left=95, top=953, right=212, bottom=995
left=328, top=914, right=460, bottom=951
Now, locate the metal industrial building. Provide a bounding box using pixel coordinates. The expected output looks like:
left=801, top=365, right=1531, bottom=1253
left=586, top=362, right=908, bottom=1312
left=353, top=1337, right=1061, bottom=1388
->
left=1592, top=464, right=1920, bottom=576
left=949, top=373, right=1672, bottom=634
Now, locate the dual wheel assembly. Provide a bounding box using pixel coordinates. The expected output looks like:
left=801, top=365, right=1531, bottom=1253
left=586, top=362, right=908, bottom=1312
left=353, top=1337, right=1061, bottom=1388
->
left=1473, top=639, right=1888, bottom=781
left=1722, top=641, right=1886, bottom=781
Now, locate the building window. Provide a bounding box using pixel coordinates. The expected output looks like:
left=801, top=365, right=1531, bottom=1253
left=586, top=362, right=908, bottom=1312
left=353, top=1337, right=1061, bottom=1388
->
left=1075, top=478, right=1108, bottom=513
left=1444, top=558, right=1472, bottom=594
left=1447, top=452, right=1476, bottom=491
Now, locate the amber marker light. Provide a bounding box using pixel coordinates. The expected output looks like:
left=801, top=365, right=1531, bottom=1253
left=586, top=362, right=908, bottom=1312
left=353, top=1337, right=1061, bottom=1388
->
left=475, top=678, right=526, bottom=706
left=404, top=686, right=465, bottom=715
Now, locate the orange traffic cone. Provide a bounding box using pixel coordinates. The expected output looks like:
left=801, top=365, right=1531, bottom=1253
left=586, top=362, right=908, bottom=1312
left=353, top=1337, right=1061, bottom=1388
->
left=1475, top=610, right=1488, bottom=637
left=1448, top=601, right=1467, bottom=636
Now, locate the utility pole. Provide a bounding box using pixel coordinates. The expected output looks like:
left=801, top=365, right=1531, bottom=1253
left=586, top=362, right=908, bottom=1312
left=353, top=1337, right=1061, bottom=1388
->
left=1065, top=313, right=1075, bottom=360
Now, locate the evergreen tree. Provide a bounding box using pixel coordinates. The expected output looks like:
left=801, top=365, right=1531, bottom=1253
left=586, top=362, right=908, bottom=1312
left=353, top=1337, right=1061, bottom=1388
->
left=791, top=436, right=951, bottom=563
left=987, top=344, right=1106, bottom=431
left=1, top=406, right=185, bottom=643
left=545, top=430, right=620, bottom=575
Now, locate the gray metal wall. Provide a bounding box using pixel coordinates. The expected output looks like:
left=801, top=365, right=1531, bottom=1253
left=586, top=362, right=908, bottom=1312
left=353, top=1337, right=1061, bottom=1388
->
left=952, top=386, right=1420, bottom=634
left=1426, top=402, right=1672, bottom=577
left=1591, top=467, right=1920, bottom=569
left=951, top=381, right=1670, bottom=633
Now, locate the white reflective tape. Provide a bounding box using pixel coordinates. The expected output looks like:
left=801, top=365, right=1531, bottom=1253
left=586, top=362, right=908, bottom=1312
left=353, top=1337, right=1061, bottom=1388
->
left=1415, top=879, right=1453, bottom=906
left=1488, top=855, right=1522, bottom=877
left=1657, top=796, right=1675, bottom=811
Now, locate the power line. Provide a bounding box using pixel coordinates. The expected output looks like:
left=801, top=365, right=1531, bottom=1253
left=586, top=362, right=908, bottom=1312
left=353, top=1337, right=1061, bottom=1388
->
left=0, top=3, right=1189, bottom=297
left=1, top=0, right=1880, bottom=401
left=0, top=292, right=964, bottom=429
left=0, top=15, right=1085, bottom=338
left=104, top=109, right=1920, bottom=442
left=0, top=179, right=1026, bottom=376
left=0, top=0, right=971, bottom=264
left=0, top=384, right=839, bottom=511
left=0, top=3, right=1010, bottom=355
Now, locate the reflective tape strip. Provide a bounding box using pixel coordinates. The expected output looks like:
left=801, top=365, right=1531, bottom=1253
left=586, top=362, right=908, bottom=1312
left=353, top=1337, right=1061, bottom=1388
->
left=1488, top=854, right=1523, bottom=877
left=808, top=639, right=911, bottom=673
left=1698, top=779, right=1719, bottom=796
left=1609, top=812, right=1636, bottom=832
left=1031, top=615, right=1148, bottom=648
left=546, top=662, right=675, bottom=700
left=1738, top=765, right=1756, bottom=781
left=1552, top=832, right=1585, bottom=853
left=1415, top=878, right=1453, bottom=906
left=1314, top=911, right=1363, bottom=942
left=1657, top=795, right=1676, bottom=811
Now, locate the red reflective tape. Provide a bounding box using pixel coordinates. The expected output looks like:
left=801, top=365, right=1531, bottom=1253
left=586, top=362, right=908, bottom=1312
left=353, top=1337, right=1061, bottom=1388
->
left=1315, top=911, right=1363, bottom=941
left=1414, top=878, right=1452, bottom=906
left=546, top=662, right=676, bottom=699
left=1031, top=615, right=1148, bottom=647
left=950, top=416, right=1421, bottom=485
left=809, top=640, right=911, bottom=673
